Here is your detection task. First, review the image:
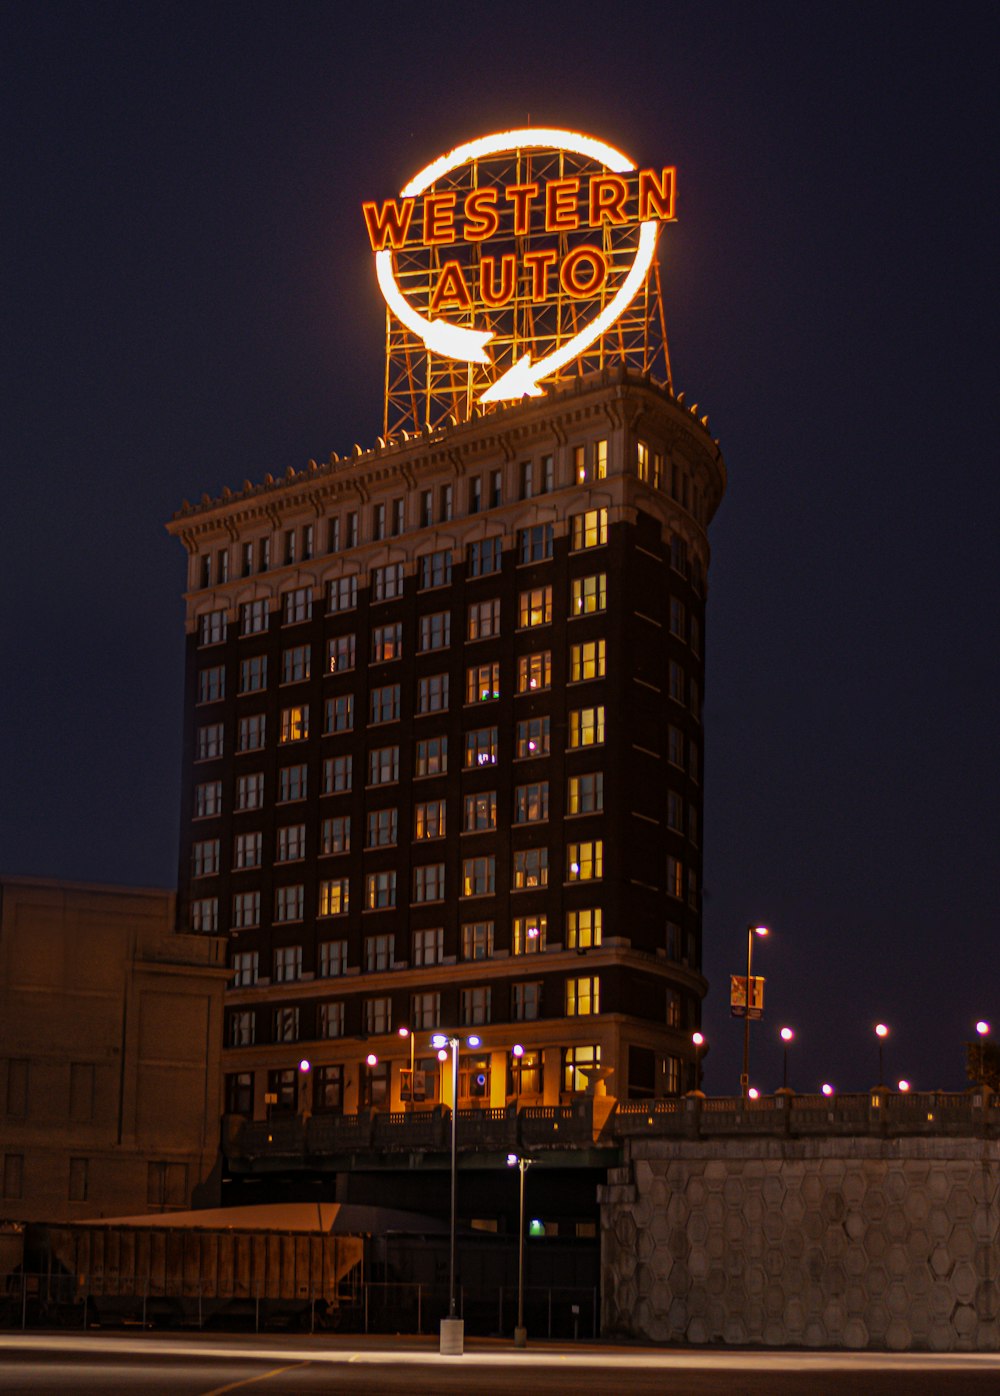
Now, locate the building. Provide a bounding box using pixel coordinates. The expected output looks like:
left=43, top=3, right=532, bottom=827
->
left=167, top=366, right=726, bottom=1130
left=0, top=877, right=228, bottom=1222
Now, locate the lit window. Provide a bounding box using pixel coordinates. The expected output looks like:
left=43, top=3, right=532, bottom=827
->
left=666, top=856, right=684, bottom=900
left=370, top=684, right=401, bottom=724
left=274, top=945, right=302, bottom=982
left=194, top=781, right=222, bottom=819
left=515, top=716, right=550, bottom=758
left=414, top=927, right=444, bottom=966
left=365, top=932, right=395, bottom=968
left=563, top=1044, right=600, bottom=1091
left=566, top=976, right=600, bottom=1016
left=322, top=755, right=353, bottom=793
left=417, top=674, right=449, bottom=713
left=365, top=873, right=397, bottom=911
left=466, top=662, right=500, bottom=703
left=277, top=765, right=306, bottom=802
left=464, top=727, right=498, bottom=768
left=276, top=824, right=306, bottom=862
left=513, top=914, right=547, bottom=954
left=570, top=640, right=606, bottom=682
left=514, top=783, right=549, bottom=823
left=517, top=524, right=553, bottom=564
left=198, top=666, right=225, bottom=703
left=567, top=841, right=603, bottom=881
left=241, top=600, right=269, bottom=635
left=318, top=878, right=349, bottom=916
left=367, top=808, right=398, bottom=847
left=462, top=791, right=496, bottom=831
left=518, top=586, right=552, bottom=627
left=239, top=655, right=267, bottom=692
left=570, top=509, right=608, bottom=550
left=324, top=694, right=354, bottom=733
left=467, top=536, right=502, bottom=576
left=321, top=815, right=351, bottom=855
left=196, top=723, right=224, bottom=761
left=512, top=847, right=548, bottom=889
left=327, top=634, right=356, bottom=673
left=467, top=598, right=501, bottom=639
left=232, top=892, right=260, bottom=929
left=419, top=612, right=451, bottom=651
left=281, top=645, right=310, bottom=684
left=233, top=832, right=261, bottom=869
left=318, top=939, right=347, bottom=977
left=517, top=652, right=551, bottom=693
left=320, top=1002, right=345, bottom=1039
left=238, top=714, right=267, bottom=752
left=567, top=772, right=603, bottom=815
left=462, top=921, right=494, bottom=960
left=413, top=863, right=446, bottom=902
left=279, top=706, right=308, bottom=743
left=192, top=839, right=220, bottom=877
left=372, top=623, right=402, bottom=662
left=571, top=574, right=607, bottom=616
left=274, top=885, right=304, bottom=923
left=415, top=799, right=446, bottom=839
left=368, top=745, right=399, bottom=785
left=462, top=856, right=495, bottom=898
left=567, top=907, right=602, bottom=949
left=415, top=736, right=448, bottom=776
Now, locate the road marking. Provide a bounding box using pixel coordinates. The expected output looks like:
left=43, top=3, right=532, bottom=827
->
left=200, top=1360, right=311, bottom=1396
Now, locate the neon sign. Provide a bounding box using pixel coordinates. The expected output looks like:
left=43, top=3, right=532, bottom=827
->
left=363, top=129, right=676, bottom=407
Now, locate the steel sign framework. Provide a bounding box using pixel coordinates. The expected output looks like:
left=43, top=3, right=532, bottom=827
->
left=365, top=129, right=674, bottom=436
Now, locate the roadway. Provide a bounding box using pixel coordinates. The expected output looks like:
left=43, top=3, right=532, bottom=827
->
left=1, top=1333, right=999, bottom=1394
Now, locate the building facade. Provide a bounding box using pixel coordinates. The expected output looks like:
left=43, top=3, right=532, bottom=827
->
left=167, top=368, right=725, bottom=1126
left=0, top=877, right=228, bottom=1222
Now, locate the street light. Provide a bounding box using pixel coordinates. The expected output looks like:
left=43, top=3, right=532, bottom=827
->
left=740, top=925, right=769, bottom=1097
left=898, top=1079, right=911, bottom=1092
left=976, top=1020, right=991, bottom=1087
left=779, top=1027, right=794, bottom=1091
left=431, top=1031, right=482, bottom=1355
left=748, top=1087, right=760, bottom=1100
left=875, top=1023, right=889, bottom=1086
left=506, top=1152, right=535, bottom=1347
left=398, top=1026, right=415, bottom=1111
left=822, top=1082, right=835, bottom=1097
left=691, top=1032, right=706, bottom=1093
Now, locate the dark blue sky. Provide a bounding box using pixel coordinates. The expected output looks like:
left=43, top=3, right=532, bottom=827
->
left=3, top=2, right=996, bottom=1096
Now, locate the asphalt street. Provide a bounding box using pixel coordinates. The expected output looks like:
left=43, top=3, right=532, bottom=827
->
left=1, top=1334, right=999, bottom=1395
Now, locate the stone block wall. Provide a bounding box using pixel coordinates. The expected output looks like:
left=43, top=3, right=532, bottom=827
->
left=599, top=1136, right=1000, bottom=1350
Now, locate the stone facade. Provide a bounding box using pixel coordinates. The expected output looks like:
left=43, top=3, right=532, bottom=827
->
left=600, top=1131, right=1000, bottom=1351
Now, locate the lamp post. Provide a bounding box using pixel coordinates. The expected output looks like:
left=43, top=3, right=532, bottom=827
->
left=740, top=925, right=769, bottom=1097
left=691, top=1032, right=705, bottom=1093
left=875, top=1023, right=889, bottom=1087
left=779, top=1027, right=794, bottom=1091
left=976, top=1020, right=991, bottom=1087
left=398, top=1026, right=415, bottom=1112
left=506, top=1152, right=534, bottom=1347
left=432, top=1030, right=481, bottom=1355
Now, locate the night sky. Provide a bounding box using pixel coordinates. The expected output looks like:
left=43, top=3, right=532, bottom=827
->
left=4, top=2, right=996, bottom=1097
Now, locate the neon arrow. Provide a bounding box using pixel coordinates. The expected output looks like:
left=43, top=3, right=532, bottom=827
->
left=375, top=250, right=493, bottom=364
left=479, top=220, right=660, bottom=403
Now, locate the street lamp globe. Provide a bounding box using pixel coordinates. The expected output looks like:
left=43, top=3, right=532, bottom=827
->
left=822, top=1083, right=834, bottom=1097
left=976, top=1021, right=990, bottom=1036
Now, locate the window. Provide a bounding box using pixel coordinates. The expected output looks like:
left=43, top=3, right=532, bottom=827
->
left=258, top=537, right=271, bottom=572
left=372, top=623, right=403, bottom=662
left=322, top=754, right=353, bottom=794
left=279, top=705, right=308, bottom=743
left=567, top=703, right=606, bottom=748
left=347, top=511, right=358, bottom=547
left=669, top=598, right=686, bottom=640
left=320, top=1001, right=345, bottom=1039
left=667, top=725, right=685, bottom=768
left=282, top=587, right=312, bottom=625
left=461, top=986, right=492, bottom=1026
left=690, top=616, right=701, bottom=657
left=198, top=666, right=225, bottom=703
left=413, top=863, right=446, bottom=902
left=229, top=1010, right=255, bottom=1047
left=519, top=460, right=534, bottom=499
left=241, top=600, right=268, bottom=635
left=469, top=476, right=482, bottom=513
left=371, top=562, right=404, bottom=601
left=367, top=807, right=398, bottom=847
left=365, top=932, right=395, bottom=969
left=319, top=878, right=350, bottom=916
left=238, top=713, right=266, bottom=752
left=370, top=684, right=400, bottom=724
left=596, top=439, right=608, bottom=478
left=315, top=1063, right=344, bottom=1112
left=324, top=693, right=354, bottom=733
left=319, top=939, right=347, bottom=977
left=360, top=1059, right=389, bottom=1106
left=327, top=634, right=356, bottom=674
left=541, top=454, right=554, bottom=492
left=190, top=897, right=218, bottom=932
left=518, top=524, right=553, bottom=563
left=666, top=987, right=682, bottom=1028
left=518, top=586, right=552, bottom=628
left=567, top=841, right=603, bottom=880
left=392, top=497, right=405, bottom=535
left=321, top=815, right=351, bottom=855
left=368, top=745, right=399, bottom=785
left=669, top=661, right=685, bottom=704
left=420, top=489, right=432, bottom=527
left=283, top=529, right=296, bottom=566
left=414, top=799, right=446, bottom=839
left=199, top=609, right=227, bottom=645
left=225, top=1071, right=253, bottom=1114
left=571, top=508, right=608, bottom=550
left=6, top=1061, right=28, bottom=1117
left=147, top=1159, right=189, bottom=1207
left=411, top=991, right=441, bottom=1030
left=237, top=771, right=265, bottom=810
left=570, top=640, right=606, bottom=681
left=275, top=885, right=304, bottom=922
left=513, top=914, right=547, bottom=953
left=464, top=727, right=498, bottom=767
left=413, top=926, right=444, bottom=966
left=373, top=501, right=387, bottom=541
left=232, top=950, right=258, bottom=987
left=513, top=847, right=548, bottom=889
left=194, top=781, right=222, bottom=818
left=239, top=655, right=267, bottom=692
left=571, top=574, right=607, bottom=615
left=328, top=575, right=357, bottom=612
left=196, top=723, right=224, bottom=761
left=462, top=791, right=496, bottom=831
left=364, top=997, right=392, bottom=1034
left=281, top=645, right=310, bottom=683
left=466, top=661, right=500, bottom=702
left=303, top=524, right=314, bottom=560
left=489, top=469, right=502, bottom=507
left=415, top=735, right=447, bottom=776
left=467, top=536, right=502, bottom=576
left=419, top=549, right=452, bottom=588
left=462, top=921, right=494, bottom=960
left=564, top=1044, right=601, bottom=1091
left=278, top=764, right=306, bottom=802
left=567, top=976, right=600, bottom=1016
left=517, top=652, right=551, bottom=693
left=419, top=611, right=451, bottom=651
left=567, top=772, right=604, bottom=814
left=513, top=984, right=541, bottom=1023
left=667, top=791, right=684, bottom=832
left=365, top=872, right=397, bottom=911
left=274, top=944, right=302, bottom=982
left=514, top=782, right=549, bottom=822
left=241, top=543, right=253, bottom=578
left=276, top=824, right=306, bottom=862
left=192, top=839, right=220, bottom=877
left=233, top=832, right=261, bottom=870
left=273, top=1006, right=300, bottom=1042
left=417, top=674, right=449, bottom=713
left=232, top=891, right=260, bottom=929
left=462, top=855, right=495, bottom=897
left=516, top=716, right=550, bottom=758
left=567, top=907, right=602, bottom=949
left=467, top=598, right=501, bottom=639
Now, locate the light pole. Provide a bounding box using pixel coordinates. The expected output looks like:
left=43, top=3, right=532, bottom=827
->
left=398, top=1026, right=415, bottom=1111
left=976, top=1020, right=991, bottom=1087
left=507, top=1152, right=534, bottom=1347
left=740, top=925, right=769, bottom=1097
left=779, top=1027, right=794, bottom=1091
left=875, top=1023, right=888, bottom=1086
left=432, top=1030, right=481, bottom=1355
left=691, top=1032, right=705, bottom=1093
